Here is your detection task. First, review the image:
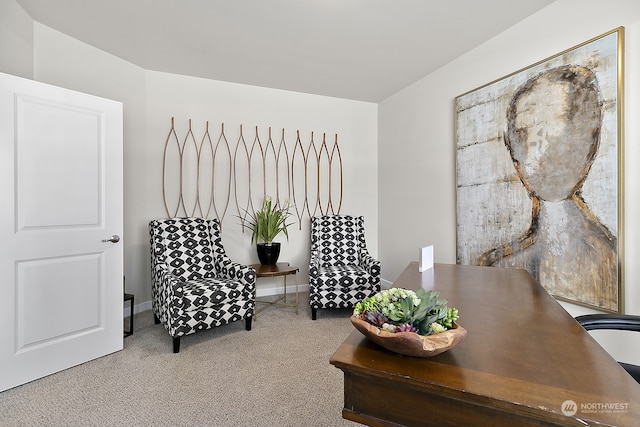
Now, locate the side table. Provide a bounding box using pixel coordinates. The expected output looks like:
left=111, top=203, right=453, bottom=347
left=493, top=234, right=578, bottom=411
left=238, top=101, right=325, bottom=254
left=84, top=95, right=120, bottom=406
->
left=124, top=292, right=134, bottom=337
left=251, top=263, right=299, bottom=317
left=123, top=275, right=134, bottom=338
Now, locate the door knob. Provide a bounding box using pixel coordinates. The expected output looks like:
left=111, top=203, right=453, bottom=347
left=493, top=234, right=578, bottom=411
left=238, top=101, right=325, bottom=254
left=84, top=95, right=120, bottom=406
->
left=102, top=235, right=120, bottom=243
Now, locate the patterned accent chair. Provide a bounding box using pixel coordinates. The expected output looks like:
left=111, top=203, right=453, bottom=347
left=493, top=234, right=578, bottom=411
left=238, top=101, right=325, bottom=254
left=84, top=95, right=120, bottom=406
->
left=309, top=215, right=381, bottom=320
left=149, top=217, right=256, bottom=353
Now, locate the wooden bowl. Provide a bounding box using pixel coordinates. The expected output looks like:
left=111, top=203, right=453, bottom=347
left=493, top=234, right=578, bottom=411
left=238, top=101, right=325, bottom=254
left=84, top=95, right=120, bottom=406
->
left=350, top=315, right=467, bottom=357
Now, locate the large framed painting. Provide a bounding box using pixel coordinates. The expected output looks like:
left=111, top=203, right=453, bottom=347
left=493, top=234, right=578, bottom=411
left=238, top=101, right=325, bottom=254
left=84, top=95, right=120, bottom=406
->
left=455, top=27, right=624, bottom=313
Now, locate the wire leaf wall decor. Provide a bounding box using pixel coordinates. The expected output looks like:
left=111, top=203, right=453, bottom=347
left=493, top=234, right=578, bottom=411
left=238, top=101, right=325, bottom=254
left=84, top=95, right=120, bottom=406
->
left=162, top=118, right=344, bottom=230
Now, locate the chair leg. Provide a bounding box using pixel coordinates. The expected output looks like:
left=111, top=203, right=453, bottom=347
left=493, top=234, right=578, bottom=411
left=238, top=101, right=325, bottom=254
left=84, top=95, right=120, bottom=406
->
left=245, top=316, right=252, bottom=331
left=173, top=337, right=181, bottom=353
left=312, top=307, right=317, bottom=320
left=154, top=313, right=160, bottom=324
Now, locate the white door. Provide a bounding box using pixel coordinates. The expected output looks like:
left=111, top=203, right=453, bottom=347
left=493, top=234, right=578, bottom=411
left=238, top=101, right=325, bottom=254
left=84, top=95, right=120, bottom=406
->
left=0, top=72, right=123, bottom=392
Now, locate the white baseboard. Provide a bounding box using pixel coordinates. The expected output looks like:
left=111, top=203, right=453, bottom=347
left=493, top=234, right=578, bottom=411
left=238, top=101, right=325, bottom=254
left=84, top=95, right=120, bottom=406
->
left=124, top=283, right=311, bottom=316
left=123, top=280, right=398, bottom=317
left=256, top=283, right=310, bottom=298
left=124, top=299, right=152, bottom=316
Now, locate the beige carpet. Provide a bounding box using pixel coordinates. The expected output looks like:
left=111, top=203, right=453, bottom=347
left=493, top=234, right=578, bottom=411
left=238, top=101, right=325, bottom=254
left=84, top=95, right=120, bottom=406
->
left=0, top=293, right=360, bottom=427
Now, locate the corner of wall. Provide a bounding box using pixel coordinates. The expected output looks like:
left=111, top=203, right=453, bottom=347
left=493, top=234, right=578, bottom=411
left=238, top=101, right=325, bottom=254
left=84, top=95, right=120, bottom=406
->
left=0, top=0, right=35, bottom=79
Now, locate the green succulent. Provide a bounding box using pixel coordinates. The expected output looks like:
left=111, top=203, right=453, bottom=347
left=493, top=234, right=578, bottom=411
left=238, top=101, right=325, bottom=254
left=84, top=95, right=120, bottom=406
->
left=353, top=288, right=460, bottom=336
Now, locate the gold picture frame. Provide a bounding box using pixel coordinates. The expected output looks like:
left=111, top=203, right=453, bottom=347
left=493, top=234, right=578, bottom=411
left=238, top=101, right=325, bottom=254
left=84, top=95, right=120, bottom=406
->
left=455, top=27, right=624, bottom=313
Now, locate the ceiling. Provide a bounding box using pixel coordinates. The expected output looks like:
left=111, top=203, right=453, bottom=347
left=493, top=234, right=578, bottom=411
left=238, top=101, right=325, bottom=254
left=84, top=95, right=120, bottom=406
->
left=17, top=0, right=555, bottom=103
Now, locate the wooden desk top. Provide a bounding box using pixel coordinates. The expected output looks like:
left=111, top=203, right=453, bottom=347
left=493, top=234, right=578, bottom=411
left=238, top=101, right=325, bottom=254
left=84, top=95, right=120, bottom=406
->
left=330, top=263, right=640, bottom=426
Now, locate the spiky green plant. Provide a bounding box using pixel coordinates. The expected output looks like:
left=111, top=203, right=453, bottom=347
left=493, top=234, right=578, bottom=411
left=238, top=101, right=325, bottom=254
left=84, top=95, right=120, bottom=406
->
left=242, top=196, right=294, bottom=244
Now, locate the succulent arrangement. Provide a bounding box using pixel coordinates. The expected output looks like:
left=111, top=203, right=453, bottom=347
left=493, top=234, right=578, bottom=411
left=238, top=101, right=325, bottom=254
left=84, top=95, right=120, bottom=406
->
left=353, top=288, right=459, bottom=336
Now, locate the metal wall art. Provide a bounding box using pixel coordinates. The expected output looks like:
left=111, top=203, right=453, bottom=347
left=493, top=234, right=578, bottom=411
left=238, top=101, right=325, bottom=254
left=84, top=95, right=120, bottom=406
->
left=162, top=118, right=343, bottom=230
left=455, top=27, right=624, bottom=312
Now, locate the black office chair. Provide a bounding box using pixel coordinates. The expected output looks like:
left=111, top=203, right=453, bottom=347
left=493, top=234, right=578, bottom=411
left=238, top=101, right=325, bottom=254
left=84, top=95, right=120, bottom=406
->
left=575, top=314, right=640, bottom=383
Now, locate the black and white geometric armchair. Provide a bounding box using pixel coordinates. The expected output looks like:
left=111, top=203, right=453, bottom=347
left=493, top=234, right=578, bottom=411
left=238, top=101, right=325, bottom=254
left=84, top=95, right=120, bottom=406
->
left=309, top=215, right=381, bottom=320
left=149, top=217, right=256, bottom=353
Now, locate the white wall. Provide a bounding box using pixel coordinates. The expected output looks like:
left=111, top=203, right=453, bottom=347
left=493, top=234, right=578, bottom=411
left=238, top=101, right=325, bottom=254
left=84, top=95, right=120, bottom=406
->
left=15, top=18, right=377, bottom=307
left=379, top=0, right=640, bottom=364
left=29, top=23, right=151, bottom=303
left=0, top=0, right=33, bottom=79
left=4, top=0, right=639, bottom=363
left=144, top=71, right=378, bottom=296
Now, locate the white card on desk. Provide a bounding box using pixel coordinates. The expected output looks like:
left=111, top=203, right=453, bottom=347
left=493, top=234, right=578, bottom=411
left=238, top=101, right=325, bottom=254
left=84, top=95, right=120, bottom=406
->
left=419, top=245, right=433, bottom=272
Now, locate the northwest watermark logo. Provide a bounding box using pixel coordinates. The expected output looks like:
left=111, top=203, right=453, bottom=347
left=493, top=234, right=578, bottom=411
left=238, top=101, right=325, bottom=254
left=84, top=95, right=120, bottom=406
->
left=562, top=399, right=629, bottom=416
left=561, top=400, right=577, bottom=416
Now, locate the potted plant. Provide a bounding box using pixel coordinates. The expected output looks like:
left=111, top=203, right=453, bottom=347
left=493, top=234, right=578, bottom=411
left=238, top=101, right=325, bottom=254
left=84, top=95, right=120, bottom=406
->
left=241, top=196, right=294, bottom=265
left=350, top=288, right=466, bottom=357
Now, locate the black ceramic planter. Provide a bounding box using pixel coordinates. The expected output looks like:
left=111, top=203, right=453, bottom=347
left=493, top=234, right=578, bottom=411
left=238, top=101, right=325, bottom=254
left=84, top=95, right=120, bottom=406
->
left=256, top=242, right=281, bottom=265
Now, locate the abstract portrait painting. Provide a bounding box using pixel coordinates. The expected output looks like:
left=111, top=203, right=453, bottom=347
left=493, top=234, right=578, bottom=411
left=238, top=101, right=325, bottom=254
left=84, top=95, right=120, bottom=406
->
left=455, top=28, right=623, bottom=312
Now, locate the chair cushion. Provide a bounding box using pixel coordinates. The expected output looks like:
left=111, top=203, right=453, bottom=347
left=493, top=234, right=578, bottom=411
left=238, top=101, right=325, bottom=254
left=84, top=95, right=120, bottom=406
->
left=316, top=265, right=371, bottom=288
left=175, top=278, right=245, bottom=310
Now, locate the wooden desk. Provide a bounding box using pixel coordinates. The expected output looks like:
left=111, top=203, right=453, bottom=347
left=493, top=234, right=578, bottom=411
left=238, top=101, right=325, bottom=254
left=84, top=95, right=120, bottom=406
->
left=330, top=263, right=640, bottom=426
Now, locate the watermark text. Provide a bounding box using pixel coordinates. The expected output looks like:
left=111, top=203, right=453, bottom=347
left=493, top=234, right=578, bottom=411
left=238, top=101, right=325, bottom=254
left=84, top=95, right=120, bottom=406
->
left=562, top=400, right=629, bottom=416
